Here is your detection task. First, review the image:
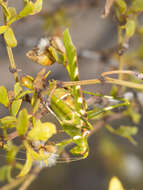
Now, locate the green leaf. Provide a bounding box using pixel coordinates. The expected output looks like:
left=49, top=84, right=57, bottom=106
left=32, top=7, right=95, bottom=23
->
left=115, top=0, right=127, bottom=14
left=7, top=7, right=17, bottom=21
left=63, top=29, right=83, bottom=114
left=4, top=27, right=17, bottom=47
left=63, top=28, right=77, bottom=81
left=14, top=82, right=22, bottom=98
left=0, top=86, right=9, bottom=107
left=8, top=1, right=34, bottom=25
left=16, top=90, right=33, bottom=99
left=32, top=0, right=43, bottom=14
left=17, top=109, right=29, bottom=136
left=0, top=25, right=8, bottom=35
left=131, top=0, right=143, bottom=13
left=0, top=165, right=11, bottom=182
left=17, top=1, right=34, bottom=18
left=18, top=151, right=32, bottom=177
left=0, top=116, right=17, bottom=125
left=125, top=19, right=136, bottom=38
left=28, top=120, right=56, bottom=141
left=10, top=99, right=22, bottom=116
left=106, top=125, right=138, bottom=145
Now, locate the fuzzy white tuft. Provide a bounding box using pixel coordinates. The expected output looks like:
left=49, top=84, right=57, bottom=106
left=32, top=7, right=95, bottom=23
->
left=48, top=153, right=59, bottom=167
left=37, top=38, right=50, bottom=53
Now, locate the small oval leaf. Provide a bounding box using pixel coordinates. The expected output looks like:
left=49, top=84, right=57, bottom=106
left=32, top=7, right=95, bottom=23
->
left=0, top=26, right=8, bottom=35
left=16, top=109, right=29, bottom=136
left=14, top=82, right=22, bottom=98
left=125, top=19, right=136, bottom=38
left=0, top=86, right=9, bottom=107
left=10, top=99, right=22, bottom=116
left=4, top=27, right=17, bottom=47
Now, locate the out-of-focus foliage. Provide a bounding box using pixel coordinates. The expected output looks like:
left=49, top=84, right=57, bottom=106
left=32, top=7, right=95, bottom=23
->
left=108, top=176, right=125, bottom=190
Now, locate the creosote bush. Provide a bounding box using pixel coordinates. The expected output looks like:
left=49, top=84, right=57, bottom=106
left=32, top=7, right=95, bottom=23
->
left=0, top=0, right=143, bottom=190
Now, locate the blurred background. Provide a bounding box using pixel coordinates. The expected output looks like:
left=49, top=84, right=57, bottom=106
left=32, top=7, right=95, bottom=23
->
left=1, top=0, right=143, bottom=189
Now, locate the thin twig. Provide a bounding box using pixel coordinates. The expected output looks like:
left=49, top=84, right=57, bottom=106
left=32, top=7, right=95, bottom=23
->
left=18, top=167, right=42, bottom=190
left=0, top=177, right=26, bottom=190
left=0, top=167, right=42, bottom=190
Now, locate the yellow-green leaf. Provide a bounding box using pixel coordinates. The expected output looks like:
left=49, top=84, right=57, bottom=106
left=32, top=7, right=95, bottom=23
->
left=14, top=82, right=22, bottom=98
left=0, top=26, right=8, bottom=35
left=10, top=99, right=22, bottom=116
left=4, top=27, right=17, bottom=47
left=115, top=0, right=127, bottom=14
left=7, top=7, right=17, bottom=21
left=0, top=165, right=12, bottom=182
left=32, top=0, right=43, bottom=14
left=0, top=116, right=17, bottom=125
left=0, top=86, right=9, bottom=107
left=18, top=151, right=32, bottom=177
left=108, top=176, right=124, bottom=190
left=18, top=1, right=34, bottom=18
left=8, top=1, right=34, bottom=25
left=17, top=109, right=29, bottom=136
left=125, top=19, right=136, bottom=38
left=28, top=120, right=56, bottom=141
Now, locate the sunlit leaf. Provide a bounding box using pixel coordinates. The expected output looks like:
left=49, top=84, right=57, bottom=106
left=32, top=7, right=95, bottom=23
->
left=63, top=28, right=77, bottom=80
left=16, top=90, right=33, bottom=99
left=14, top=82, right=22, bottom=98
left=18, top=1, right=34, bottom=17
left=18, top=151, right=32, bottom=177
left=8, top=1, right=34, bottom=25
left=0, top=116, right=17, bottom=125
left=125, top=19, right=136, bottom=38
left=28, top=120, right=56, bottom=141
left=0, top=25, right=8, bottom=35
left=63, top=29, right=83, bottom=114
left=4, top=27, right=17, bottom=47
left=0, top=86, right=9, bottom=107
left=108, top=176, right=124, bottom=190
left=32, top=0, right=43, bottom=14
left=7, top=7, right=17, bottom=20
left=10, top=99, right=22, bottom=116
left=17, top=109, right=29, bottom=136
